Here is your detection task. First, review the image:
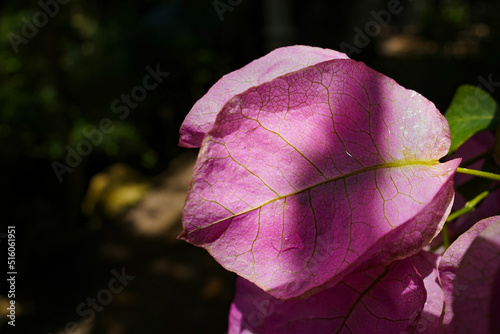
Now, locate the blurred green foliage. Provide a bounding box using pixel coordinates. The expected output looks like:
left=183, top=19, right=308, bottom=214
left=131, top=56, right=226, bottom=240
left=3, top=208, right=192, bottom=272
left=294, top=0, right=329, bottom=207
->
left=0, top=0, right=264, bottom=227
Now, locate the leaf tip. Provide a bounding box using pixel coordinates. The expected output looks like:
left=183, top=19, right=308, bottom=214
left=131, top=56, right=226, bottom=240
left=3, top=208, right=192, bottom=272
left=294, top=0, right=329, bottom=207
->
left=177, top=229, right=188, bottom=240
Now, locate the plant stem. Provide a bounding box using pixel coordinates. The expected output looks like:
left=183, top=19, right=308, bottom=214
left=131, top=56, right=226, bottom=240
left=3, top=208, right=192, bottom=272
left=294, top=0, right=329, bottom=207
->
left=446, top=191, right=490, bottom=222
left=456, top=167, right=500, bottom=181
left=446, top=183, right=500, bottom=223
left=441, top=165, right=500, bottom=249
left=459, top=148, right=493, bottom=167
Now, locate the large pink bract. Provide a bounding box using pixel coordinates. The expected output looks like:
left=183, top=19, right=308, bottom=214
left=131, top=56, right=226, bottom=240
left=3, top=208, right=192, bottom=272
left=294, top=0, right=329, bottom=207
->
left=179, top=45, right=459, bottom=301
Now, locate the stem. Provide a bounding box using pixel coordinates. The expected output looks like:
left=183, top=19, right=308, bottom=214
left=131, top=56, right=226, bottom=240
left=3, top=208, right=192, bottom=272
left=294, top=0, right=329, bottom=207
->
left=456, top=167, right=500, bottom=181
left=460, top=148, right=493, bottom=167
left=446, top=183, right=500, bottom=223
left=441, top=164, right=500, bottom=249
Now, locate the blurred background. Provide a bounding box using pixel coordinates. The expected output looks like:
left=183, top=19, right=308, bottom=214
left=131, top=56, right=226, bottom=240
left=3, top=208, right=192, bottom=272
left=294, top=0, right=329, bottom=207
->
left=1, top=0, right=499, bottom=333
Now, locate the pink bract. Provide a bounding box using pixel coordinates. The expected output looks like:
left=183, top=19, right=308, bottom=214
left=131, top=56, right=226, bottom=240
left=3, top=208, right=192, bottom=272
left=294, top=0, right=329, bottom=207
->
left=438, top=216, right=496, bottom=333
left=179, top=45, right=349, bottom=148
left=180, top=46, right=459, bottom=299
left=439, top=216, right=500, bottom=334
left=410, top=251, right=445, bottom=333
left=228, top=258, right=425, bottom=334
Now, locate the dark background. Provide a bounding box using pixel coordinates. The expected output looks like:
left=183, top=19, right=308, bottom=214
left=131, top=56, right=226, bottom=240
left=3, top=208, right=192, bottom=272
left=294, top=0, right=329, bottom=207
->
left=1, top=0, right=499, bottom=333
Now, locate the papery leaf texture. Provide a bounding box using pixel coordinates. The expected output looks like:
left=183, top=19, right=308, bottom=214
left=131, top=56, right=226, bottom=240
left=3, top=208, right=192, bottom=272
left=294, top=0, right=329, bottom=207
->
left=180, top=46, right=460, bottom=299
left=410, top=251, right=445, bottom=334
left=451, top=216, right=500, bottom=334
left=228, top=258, right=426, bottom=334
left=438, top=216, right=498, bottom=333
left=444, top=85, right=499, bottom=153
left=179, top=45, right=348, bottom=148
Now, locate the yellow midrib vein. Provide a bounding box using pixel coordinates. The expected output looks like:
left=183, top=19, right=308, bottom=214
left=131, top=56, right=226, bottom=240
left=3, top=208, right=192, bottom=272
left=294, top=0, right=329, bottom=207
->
left=187, top=159, right=440, bottom=233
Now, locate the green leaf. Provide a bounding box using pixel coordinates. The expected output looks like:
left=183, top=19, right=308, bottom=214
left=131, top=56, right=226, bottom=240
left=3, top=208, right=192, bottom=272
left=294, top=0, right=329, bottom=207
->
left=445, top=85, right=500, bottom=153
